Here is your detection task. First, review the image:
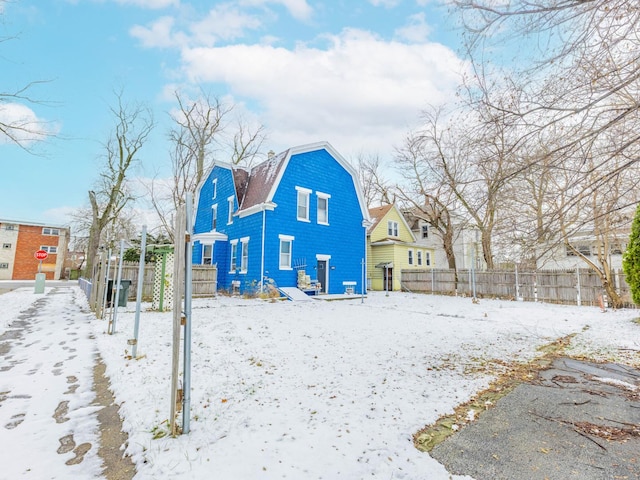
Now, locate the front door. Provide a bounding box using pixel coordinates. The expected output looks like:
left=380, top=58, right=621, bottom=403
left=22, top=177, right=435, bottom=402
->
left=384, top=267, right=393, bottom=291
left=317, top=260, right=327, bottom=293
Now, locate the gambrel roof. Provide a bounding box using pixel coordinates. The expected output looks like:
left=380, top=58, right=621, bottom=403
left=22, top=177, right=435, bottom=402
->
left=196, top=141, right=370, bottom=221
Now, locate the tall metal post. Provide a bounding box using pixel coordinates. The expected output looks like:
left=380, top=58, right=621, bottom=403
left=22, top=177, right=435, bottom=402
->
left=182, top=194, right=193, bottom=433
left=132, top=226, right=147, bottom=359
left=170, top=204, right=186, bottom=436
left=101, top=249, right=112, bottom=319
left=111, top=239, right=125, bottom=334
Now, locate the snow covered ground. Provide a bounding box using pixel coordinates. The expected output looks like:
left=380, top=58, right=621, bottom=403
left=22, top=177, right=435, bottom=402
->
left=1, top=285, right=639, bottom=479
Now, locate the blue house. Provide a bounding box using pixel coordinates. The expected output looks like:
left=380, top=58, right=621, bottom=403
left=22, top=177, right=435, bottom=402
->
left=192, top=141, right=370, bottom=296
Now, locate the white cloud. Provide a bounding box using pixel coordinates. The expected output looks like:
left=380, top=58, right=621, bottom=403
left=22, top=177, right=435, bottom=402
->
left=130, top=16, right=187, bottom=48
left=239, top=0, right=313, bottom=21
left=190, top=4, right=263, bottom=45
left=114, top=0, right=179, bottom=8
left=0, top=103, right=59, bottom=145
left=395, top=12, right=431, bottom=43
left=179, top=28, right=465, bottom=157
left=368, top=0, right=401, bottom=7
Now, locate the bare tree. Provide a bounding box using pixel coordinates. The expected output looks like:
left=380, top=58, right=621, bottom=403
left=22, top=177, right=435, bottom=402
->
left=394, top=131, right=460, bottom=273
left=453, top=0, right=640, bottom=188
left=147, top=90, right=265, bottom=241
left=84, top=91, right=154, bottom=277
left=355, top=152, right=394, bottom=207
left=1, top=3, right=57, bottom=150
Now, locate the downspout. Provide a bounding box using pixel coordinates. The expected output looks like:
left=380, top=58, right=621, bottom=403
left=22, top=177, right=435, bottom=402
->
left=260, top=206, right=266, bottom=294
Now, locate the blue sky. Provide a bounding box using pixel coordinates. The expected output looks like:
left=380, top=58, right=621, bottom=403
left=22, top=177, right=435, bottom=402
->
left=1, top=0, right=467, bottom=227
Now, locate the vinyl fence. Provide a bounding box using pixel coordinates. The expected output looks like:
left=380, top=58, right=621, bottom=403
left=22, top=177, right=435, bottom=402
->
left=401, top=268, right=635, bottom=308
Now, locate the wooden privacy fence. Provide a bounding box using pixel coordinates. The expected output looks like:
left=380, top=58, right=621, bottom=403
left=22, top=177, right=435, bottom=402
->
left=106, top=262, right=218, bottom=301
left=401, top=268, right=635, bottom=308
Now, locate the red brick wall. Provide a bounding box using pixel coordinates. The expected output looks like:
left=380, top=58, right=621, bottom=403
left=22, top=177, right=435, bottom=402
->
left=14, top=225, right=59, bottom=280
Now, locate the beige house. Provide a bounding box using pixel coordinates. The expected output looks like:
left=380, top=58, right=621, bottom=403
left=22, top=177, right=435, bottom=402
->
left=367, top=204, right=434, bottom=291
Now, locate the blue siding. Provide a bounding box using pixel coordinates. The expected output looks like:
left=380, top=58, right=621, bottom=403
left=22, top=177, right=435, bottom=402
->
left=192, top=146, right=367, bottom=295
left=263, top=149, right=366, bottom=294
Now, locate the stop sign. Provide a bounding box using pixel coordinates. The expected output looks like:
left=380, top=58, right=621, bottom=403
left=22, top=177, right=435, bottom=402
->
left=34, top=250, right=48, bottom=260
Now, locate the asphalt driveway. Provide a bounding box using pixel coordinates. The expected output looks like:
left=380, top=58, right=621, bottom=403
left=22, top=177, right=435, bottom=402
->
left=431, top=357, right=640, bottom=479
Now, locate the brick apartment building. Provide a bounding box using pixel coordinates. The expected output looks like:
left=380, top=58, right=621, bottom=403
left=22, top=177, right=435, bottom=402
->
left=0, top=219, right=70, bottom=280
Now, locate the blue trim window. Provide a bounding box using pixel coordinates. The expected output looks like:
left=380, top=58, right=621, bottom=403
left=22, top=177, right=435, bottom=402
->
left=317, top=192, right=330, bottom=225
left=202, top=244, right=212, bottom=265
left=230, top=240, right=238, bottom=272
left=227, top=196, right=234, bottom=224
left=296, top=186, right=311, bottom=222
left=279, top=234, right=294, bottom=269
left=240, top=237, right=249, bottom=273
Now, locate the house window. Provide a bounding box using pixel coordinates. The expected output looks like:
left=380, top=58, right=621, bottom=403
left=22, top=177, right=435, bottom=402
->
left=41, top=246, right=57, bottom=254
left=610, top=243, right=623, bottom=255
left=296, top=186, right=311, bottom=222
left=240, top=237, right=249, bottom=273
left=408, top=249, right=414, bottom=265
left=4, top=224, right=16, bottom=231
left=417, top=250, right=423, bottom=266
left=227, top=196, right=235, bottom=224
left=0, top=263, right=8, bottom=269
left=578, top=245, right=591, bottom=256
left=317, top=192, right=330, bottom=225
left=279, top=234, right=294, bottom=270
left=387, top=220, right=399, bottom=237
left=212, top=178, right=217, bottom=200
left=425, top=252, right=431, bottom=266
left=421, top=224, right=429, bottom=239
left=230, top=240, right=238, bottom=272
left=566, top=245, right=577, bottom=256
left=42, top=227, right=60, bottom=236
left=211, top=205, right=218, bottom=230
left=2, top=243, right=11, bottom=249
left=202, top=244, right=212, bottom=265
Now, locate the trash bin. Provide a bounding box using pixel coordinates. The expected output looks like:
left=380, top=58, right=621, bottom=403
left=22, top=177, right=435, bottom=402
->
left=107, top=280, right=132, bottom=307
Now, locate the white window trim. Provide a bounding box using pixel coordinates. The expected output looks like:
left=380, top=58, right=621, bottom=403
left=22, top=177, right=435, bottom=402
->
left=417, top=250, right=423, bottom=266
left=240, top=236, right=250, bottom=273
left=279, top=234, right=295, bottom=270
left=202, top=244, right=213, bottom=265
left=42, top=227, right=60, bottom=236
left=408, top=249, right=414, bottom=265
left=41, top=246, right=58, bottom=254
left=388, top=220, right=399, bottom=237
left=227, top=196, right=235, bottom=224
left=211, top=204, right=218, bottom=231
left=295, top=186, right=311, bottom=222
left=229, top=239, right=239, bottom=273
left=316, top=191, right=330, bottom=225
left=212, top=178, right=218, bottom=200
left=426, top=251, right=431, bottom=266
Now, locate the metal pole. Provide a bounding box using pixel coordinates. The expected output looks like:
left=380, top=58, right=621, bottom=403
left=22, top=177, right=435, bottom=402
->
left=101, top=249, right=112, bottom=319
left=170, top=204, right=186, bottom=436
left=132, top=226, right=147, bottom=359
left=361, top=258, right=364, bottom=304
left=111, top=239, right=126, bottom=335
left=182, top=194, right=193, bottom=434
